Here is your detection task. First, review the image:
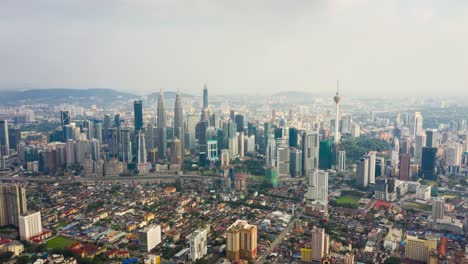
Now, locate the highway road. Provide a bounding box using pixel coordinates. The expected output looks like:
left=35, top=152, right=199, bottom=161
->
left=0, top=174, right=222, bottom=183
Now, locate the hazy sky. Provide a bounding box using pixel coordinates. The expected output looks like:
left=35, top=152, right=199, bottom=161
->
left=1, top=0, right=467, bottom=96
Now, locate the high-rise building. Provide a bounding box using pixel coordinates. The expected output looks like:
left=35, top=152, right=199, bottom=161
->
left=174, top=92, right=184, bottom=157
left=289, top=127, right=298, bottom=148
left=203, top=84, right=208, bottom=109
left=60, top=110, right=70, bottom=126
left=421, top=147, right=437, bottom=180
left=139, top=224, right=161, bottom=252
left=0, top=120, right=10, bottom=156
left=319, top=140, right=333, bottom=170
left=120, top=128, right=132, bottom=163
left=311, top=226, right=329, bottom=262
left=19, top=211, right=42, bottom=240
left=357, top=157, right=369, bottom=188
left=444, top=144, right=462, bottom=166
left=351, top=123, right=360, bottom=138
left=226, top=220, right=257, bottom=261
left=157, top=90, right=166, bottom=160
left=399, top=154, right=411, bottom=181
left=0, top=184, right=27, bottom=226
left=302, top=131, right=320, bottom=176
left=169, top=138, right=182, bottom=165
left=134, top=100, right=143, bottom=132
left=137, top=131, right=147, bottom=164
left=367, top=152, right=376, bottom=184
left=289, top=148, right=302, bottom=177
left=432, top=197, right=445, bottom=221
left=235, top=114, right=244, bottom=133
left=425, top=129, right=438, bottom=148
left=405, top=235, right=437, bottom=263
left=337, top=150, right=346, bottom=172
left=415, top=133, right=427, bottom=162
left=412, top=112, right=424, bottom=137
left=189, top=228, right=208, bottom=261
left=333, top=86, right=341, bottom=144
left=307, top=170, right=329, bottom=211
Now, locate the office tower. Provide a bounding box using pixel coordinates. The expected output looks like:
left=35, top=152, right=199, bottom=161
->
left=416, top=185, right=432, bottom=201
left=235, top=114, right=244, bottom=133
left=333, top=86, right=341, bottom=144
left=399, top=154, right=411, bottom=181
left=173, top=92, right=184, bottom=156
left=169, top=138, right=182, bottom=165
left=189, top=228, right=208, bottom=261
left=319, top=140, right=333, bottom=170
left=412, top=112, right=424, bottom=137
left=0, top=120, right=10, bottom=156
left=196, top=121, right=208, bottom=154
left=276, top=140, right=289, bottom=176
left=226, top=220, right=257, bottom=261
left=425, top=129, right=438, bottom=148
left=444, top=144, right=462, bottom=166
left=289, top=148, right=302, bottom=177
left=340, top=114, right=352, bottom=134
left=302, top=131, right=320, bottom=176
left=375, top=178, right=388, bottom=201
left=311, top=227, right=329, bottom=262
left=0, top=184, right=27, bottom=226
left=337, top=150, right=346, bottom=172
left=405, top=235, right=437, bottom=263
left=367, top=152, right=376, bottom=184
left=157, top=90, right=166, bottom=160
left=134, top=100, right=143, bottom=132
left=415, top=133, right=427, bottom=162
left=351, top=123, right=360, bottom=138
left=139, top=224, right=161, bottom=252
left=307, top=170, right=329, bottom=211
left=432, top=197, right=445, bottom=221
left=357, top=157, right=369, bottom=188
left=137, top=131, right=147, bottom=164
left=93, top=122, right=103, bottom=144
left=203, top=84, right=208, bottom=109
left=82, top=120, right=93, bottom=140
left=421, top=147, right=437, bottom=180
left=262, top=123, right=271, bottom=154
left=289, top=127, right=298, bottom=148
left=238, top=132, right=245, bottom=158
left=19, top=211, right=42, bottom=240
left=7, top=127, right=21, bottom=151
left=119, top=128, right=132, bottom=163
left=207, top=140, right=218, bottom=161
left=60, top=110, right=70, bottom=126
left=186, top=114, right=198, bottom=150
left=114, top=114, right=121, bottom=128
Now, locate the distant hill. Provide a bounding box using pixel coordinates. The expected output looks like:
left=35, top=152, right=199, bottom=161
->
left=0, top=88, right=137, bottom=105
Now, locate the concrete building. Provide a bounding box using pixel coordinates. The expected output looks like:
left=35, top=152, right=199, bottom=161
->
left=19, top=211, right=43, bottom=240
left=226, top=220, right=257, bottom=261
left=306, top=170, right=328, bottom=212
left=0, top=184, right=27, bottom=226
left=139, top=224, right=161, bottom=252
left=432, top=197, right=445, bottom=222
left=337, top=150, right=346, bottom=172
left=416, top=185, right=431, bottom=201
left=357, top=157, right=369, bottom=188
left=188, top=228, right=208, bottom=261
left=311, top=226, right=329, bottom=262
left=405, top=235, right=437, bottom=263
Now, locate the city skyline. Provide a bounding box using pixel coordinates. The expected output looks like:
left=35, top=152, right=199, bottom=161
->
left=0, top=1, right=467, bottom=96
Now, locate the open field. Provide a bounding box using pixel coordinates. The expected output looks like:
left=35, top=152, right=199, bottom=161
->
left=334, top=196, right=360, bottom=208
left=46, top=235, right=77, bottom=249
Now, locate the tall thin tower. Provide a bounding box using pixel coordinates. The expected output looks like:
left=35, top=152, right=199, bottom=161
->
left=333, top=81, right=341, bottom=144
left=203, top=83, right=208, bottom=109
left=174, top=90, right=184, bottom=155
left=157, top=89, right=166, bottom=160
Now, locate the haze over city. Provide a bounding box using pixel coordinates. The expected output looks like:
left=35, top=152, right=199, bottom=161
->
left=1, top=0, right=467, bottom=95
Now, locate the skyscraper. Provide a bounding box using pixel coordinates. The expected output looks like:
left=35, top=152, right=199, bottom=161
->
left=226, top=220, right=257, bottom=261
left=319, top=140, right=333, bottom=170
left=173, top=91, right=184, bottom=157
left=367, top=152, right=376, bottom=184
left=337, top=150, right=346, bottom=172
left=203, top=84, right=208, bottom=109
left=188, top=228, right=208, bottom=261
left=399, top=154, right=411, bottom=181
left=311, top=227, right=329, bottom=262
left=157, top=90, right=166, bottom=160
left=432, top=197, right=445, bottom=221
left=425, top=129, right=438, bottom=148
left=412, top=112, right=424, bottom=137
left=302, top=131, right=320, bottom=176
left=19, top=211, right=42, bottom=240
left=60, top=110, right=70, bottom=126
left=307, top=170, right=329, bottom=211
left=333, top=84, right=341, bottom=144
left=0, top=184, right=27, bottom=226
left=421, top=147, right=437, bottom=180
left=0, top=120, right=10, bottom=156
left=137, top=131, right=146, bottom=164
left=134, top=100, right=143, bottom=132
left=357, top=157, right=370, bottom=188
left=415, top=133, right=427, bottom=162
left=235, top=114, right=244, bottom=133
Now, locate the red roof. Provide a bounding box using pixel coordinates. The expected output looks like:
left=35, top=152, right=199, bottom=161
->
left=439, top=236, right=447, bottom=257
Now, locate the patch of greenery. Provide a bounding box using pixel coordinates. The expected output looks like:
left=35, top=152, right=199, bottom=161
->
left=339, top=136, right=391, bottom=163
